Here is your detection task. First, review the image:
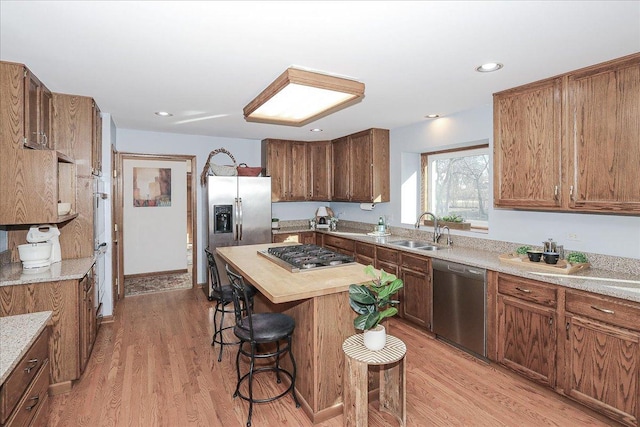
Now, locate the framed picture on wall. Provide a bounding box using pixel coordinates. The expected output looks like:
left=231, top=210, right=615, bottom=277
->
left=133, top=167, right=172, bottom=207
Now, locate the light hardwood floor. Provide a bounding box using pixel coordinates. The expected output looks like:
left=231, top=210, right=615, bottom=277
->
left=49, top=287, right=620, bottom=426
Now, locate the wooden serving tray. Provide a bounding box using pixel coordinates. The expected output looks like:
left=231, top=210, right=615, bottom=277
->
left=498, top=253, right=590, bottom=275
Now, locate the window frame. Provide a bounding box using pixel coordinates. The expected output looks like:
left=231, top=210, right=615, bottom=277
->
left=421, top=143, right=490, bottom=231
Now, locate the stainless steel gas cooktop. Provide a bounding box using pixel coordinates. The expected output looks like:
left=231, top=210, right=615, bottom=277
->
left=258, top=244, right=355, bottom=273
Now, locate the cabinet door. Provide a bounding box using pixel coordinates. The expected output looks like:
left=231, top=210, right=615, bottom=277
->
left=567, top=55, right=640, bottom=213
left=299, top=231, right=315, bottom=245
left=24, top=69, right=40, bottom=148
left=332, top=136, right=351, bottom=201
left=288, top=142, right=308, bottom=201
left=565, top=315, right=639, bottom=427
left=400, top=267, right=431, bottom=329
left=264, top=139, right=288, bottom=201
left=349, top=131, right=373, bottom=202
left=40, top=86, right=53, bottom=149
left=493, top=78, right=563, bottom=209
left=92, top=101, right=102, bottom=176
left=307, top=140, right=332, bottom=200
left=80, top=273, right=97, bottom=374
left=497, top=295, right=556, bottom=388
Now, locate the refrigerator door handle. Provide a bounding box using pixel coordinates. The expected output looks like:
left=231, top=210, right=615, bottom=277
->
left=234, top=198, right=239, bottom=241
left=238, top=197, right=243, bottom=240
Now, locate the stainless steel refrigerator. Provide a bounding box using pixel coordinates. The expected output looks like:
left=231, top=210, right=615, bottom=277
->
left=205, top=176, right=272, bottom=299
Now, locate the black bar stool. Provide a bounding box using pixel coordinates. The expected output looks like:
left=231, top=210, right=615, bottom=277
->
left=225, top=265, right=301, bottom=427
left=204, top=248, right=255, bottom=362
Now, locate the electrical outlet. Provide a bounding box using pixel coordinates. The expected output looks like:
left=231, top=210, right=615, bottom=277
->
left=567, top=233, right=580, bottom=241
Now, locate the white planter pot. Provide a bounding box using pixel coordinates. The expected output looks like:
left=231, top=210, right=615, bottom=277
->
left=363, top=325, right=386, bottom=351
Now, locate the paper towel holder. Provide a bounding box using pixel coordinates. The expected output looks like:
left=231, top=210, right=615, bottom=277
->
left=360, top=203, right=375, bottom=211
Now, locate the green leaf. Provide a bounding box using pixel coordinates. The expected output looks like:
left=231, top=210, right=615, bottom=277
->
left=377, top=278, right=403, bottom=300
left=353, top=312, right=380, bottom=330
left=349, top=284, right=376, bottom=304
left=349, top=299, right=374, bottom=315
left=379, top=307, right=398, bottom=320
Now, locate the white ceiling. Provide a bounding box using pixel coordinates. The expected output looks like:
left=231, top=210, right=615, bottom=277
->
left=1, top=1, right=639, bottom=141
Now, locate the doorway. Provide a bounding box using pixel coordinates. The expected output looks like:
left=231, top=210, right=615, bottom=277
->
left=114, top=153, right=197, bottom=300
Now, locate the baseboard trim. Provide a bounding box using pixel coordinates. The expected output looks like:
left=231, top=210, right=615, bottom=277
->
left=125, top=269, right=188, bottom=279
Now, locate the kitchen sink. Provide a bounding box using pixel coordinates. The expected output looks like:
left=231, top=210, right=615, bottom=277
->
left=390, top=240, right=440, bottom=250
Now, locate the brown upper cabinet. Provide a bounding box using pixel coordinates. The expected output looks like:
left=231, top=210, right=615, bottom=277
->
left=306, top=140, right=332, bottom=201
left=0, top=62, right=75, bottom=225
left=494, top=53, right=640, bottom=214
left=1, top=61, right=53, bottom=152
left=24, top=67, right=53, bottom=150
left=262, top=139, right=309, bottom=201
left=332, top=128, right=390, bottom=203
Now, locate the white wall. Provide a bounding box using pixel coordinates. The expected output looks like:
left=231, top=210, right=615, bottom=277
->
left=122, top=159, right=187, bottom=274
left=115, top=128, right=262, bottom=284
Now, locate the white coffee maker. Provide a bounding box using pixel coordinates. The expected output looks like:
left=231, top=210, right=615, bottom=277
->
left=17, top=225, right=62, bottom=269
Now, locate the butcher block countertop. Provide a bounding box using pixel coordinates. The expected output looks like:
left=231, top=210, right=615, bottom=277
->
left=216, top=243, right=372, bottom=304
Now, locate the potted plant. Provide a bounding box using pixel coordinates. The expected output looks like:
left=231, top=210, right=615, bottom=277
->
left=423, top=214, right=471, bottom=230
left=349, top=265, right=404, bottom=350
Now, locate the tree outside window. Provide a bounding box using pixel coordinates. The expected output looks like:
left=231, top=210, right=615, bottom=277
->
left=422, top=145, right=489, bottom=229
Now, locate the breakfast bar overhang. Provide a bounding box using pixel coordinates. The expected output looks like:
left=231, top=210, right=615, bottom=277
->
left=216, top=243, right=372, bottom=423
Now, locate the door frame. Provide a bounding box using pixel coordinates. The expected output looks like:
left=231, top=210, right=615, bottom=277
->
left=114, top=152, right=198, bottom=300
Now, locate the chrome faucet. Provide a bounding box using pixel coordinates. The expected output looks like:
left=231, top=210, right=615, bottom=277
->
left=441, top=225, right=453, bottom=246
left=415, top=211, right=441, bottom=243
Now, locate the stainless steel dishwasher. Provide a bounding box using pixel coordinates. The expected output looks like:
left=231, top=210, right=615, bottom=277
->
left=432, top=258, right=487, bottom=358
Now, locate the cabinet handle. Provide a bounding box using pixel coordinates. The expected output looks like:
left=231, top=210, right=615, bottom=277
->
left=549, top=317, right=553, bottom=325
left=569, top=185, right=574, bottom=200
left=554, top=185, right=558, bottom=199
left=591, top=305, right=614, bottom=315
left=24, top=358, right=39, bottom=373
left=515, top=287, right=531, bottom=293
left=566, top=322, right=570, bottom=340
left=25, top=395, right=40, bottom=411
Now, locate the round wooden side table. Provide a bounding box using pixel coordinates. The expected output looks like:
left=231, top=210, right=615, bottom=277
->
left=342, top=334, right=407, bottom=427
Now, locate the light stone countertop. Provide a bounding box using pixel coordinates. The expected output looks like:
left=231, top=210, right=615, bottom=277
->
left=273, top=227, right=640, bottom=303
left=0, top=311, right=52, bottom=385
left=0, top=257, right=95, bottom=288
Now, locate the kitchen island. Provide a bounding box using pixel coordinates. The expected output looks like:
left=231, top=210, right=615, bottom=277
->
left=216, top=243, right=373, bottom=423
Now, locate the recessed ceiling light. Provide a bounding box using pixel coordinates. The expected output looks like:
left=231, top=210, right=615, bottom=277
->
left=155, top=111, right=173, bottom=117
left=310, top=128, right=323, bottom=132
left=425, top=114, right=440, bottom=119
left=475, top=62, right=503, bottom=73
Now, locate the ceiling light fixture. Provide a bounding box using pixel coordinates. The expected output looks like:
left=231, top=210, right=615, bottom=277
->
left=425, top=114, right=440, bottom=119
left=155, top=111, right=173, bottom=117
left=310, top=128, right=323, bottom=132
left=243, top=67, right=365, bottom=127
left=475, top=62, right=503, bottom=73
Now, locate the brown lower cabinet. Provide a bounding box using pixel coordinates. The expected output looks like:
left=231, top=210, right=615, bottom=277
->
left=564, top=290, right=640, bottom=427
left=399, top=252, right=431, bottom=329
left=0, top=267, right=97, bottom=393
left=497, top=275, right=557, bottom=388
left=272, top=231, right=315, bottom=245
left=495, top=272, right=640, bottom=427
left=0, top=327, right=50, bottom=427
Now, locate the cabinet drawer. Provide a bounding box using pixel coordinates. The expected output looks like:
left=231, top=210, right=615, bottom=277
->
left=323, top=235, right=354, bottom=252
left=355, top=242, right=375, bottom=259
left=497, top=274, right=557, bottom=307
left=376, top=247, right=399, bottom=264
left=400, top=252, right=430, bottom=274
left=4, top=359, right=49, bottom=427
left=0, top=328, right=48, bottom=424
left=566, top=290, right=640, bottom=332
